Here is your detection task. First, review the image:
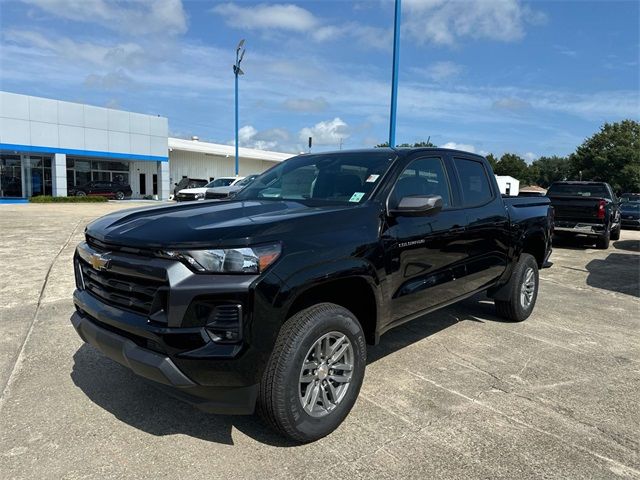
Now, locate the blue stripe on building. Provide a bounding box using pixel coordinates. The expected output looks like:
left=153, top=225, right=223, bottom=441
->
left=0, top=143, right=168, bottom=162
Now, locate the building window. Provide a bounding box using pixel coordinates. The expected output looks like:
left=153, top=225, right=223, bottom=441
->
left=66, top=157, right=131, bottom=189
left=0, top=154, right=23, bottom=198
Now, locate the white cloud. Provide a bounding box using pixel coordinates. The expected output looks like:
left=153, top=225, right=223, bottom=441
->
left=492, top=97, right=532, bottom=111
left=420, top=61, right=464, bottom=82
left=5, top=30, right=149, bottom=68
left=403, top=0, right=546, bottom=45
left=283, top=96, right=329, bottom=113
left=212, top=3, right=318, bottom=32
left=299, top=118, right=350, bottom=146
left=231, top=125, right=294, bottom=151
left=21, top=0, right=187, bottom=36
left=441, top=142, right=477, bottom=153
left=523, top=152, right=538, bottom=162
left=211, top=3, right=390, bottom=49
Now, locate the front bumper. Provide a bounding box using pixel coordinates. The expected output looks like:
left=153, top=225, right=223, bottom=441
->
left=71, top=311, right=258, bottom=414
left=70, top=241, right=283, bottom=414
left=621, top=217, right=640, bottom=228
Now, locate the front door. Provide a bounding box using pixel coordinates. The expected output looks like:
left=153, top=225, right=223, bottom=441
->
left=381, top=155, right=469, bottom=326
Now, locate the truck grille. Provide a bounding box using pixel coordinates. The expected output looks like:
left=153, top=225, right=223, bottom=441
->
left=77, top=257, right=166, bottom=316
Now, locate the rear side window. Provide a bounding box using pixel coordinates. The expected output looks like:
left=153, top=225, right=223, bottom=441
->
left=454, top=158, right=493, bottom=206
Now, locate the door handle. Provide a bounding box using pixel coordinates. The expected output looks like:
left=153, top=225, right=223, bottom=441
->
left=450, top=226, right=466, bottom=234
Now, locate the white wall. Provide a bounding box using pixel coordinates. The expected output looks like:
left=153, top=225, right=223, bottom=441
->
left=168, top=149, right=277, bottom=184
left=0, top=91, right=168, bottom=158
left=495, top=175, right=520, bottom=196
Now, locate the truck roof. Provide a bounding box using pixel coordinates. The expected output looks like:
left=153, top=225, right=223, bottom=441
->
left=305, top=147, right=487, bottom=161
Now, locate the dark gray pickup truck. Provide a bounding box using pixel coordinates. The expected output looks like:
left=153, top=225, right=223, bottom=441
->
left=547, top=181, right=621, bottom=249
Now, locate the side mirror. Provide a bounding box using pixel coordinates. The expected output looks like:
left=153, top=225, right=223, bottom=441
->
left=389, top=194, right=443, bottom=217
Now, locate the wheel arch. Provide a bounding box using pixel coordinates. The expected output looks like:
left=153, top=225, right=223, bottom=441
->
left=283, top=274, right=380, bottom=345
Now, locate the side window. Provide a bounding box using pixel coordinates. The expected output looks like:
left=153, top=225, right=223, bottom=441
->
left=390, top=157, right=451, bottom=208
left=454, top=158, right=493, bottom=206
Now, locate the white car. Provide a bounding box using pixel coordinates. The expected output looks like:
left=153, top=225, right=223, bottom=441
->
left=175, top=177, right=244, bottom=202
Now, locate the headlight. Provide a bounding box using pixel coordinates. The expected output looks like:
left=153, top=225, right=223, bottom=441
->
left=195, top=192, right=205, bottom=199
left=162, top=243, right=281, bottom=273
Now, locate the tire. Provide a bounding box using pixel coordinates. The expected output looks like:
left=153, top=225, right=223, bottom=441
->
left=610, top=224, right=621, bottom=241
left=495, top=253, right=539, bottom=322
left=258, top=303, right=366, bottom=443
left=75, top=190, right=87, bottom=197
left=595, top=229, right=610, bottom=249
left=115, top=190, right=125, bottom=200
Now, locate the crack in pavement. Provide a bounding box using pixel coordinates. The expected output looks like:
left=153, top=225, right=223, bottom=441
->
left=0, top=219, right=83, bottom=413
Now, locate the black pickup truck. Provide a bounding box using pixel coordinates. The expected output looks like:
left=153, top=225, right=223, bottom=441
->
left=546, top=181, right=621, bottom=248
left=70, top=148, right=552, bottom=442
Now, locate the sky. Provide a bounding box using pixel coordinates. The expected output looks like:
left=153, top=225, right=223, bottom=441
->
left=0, top=0, right=638, bottom=160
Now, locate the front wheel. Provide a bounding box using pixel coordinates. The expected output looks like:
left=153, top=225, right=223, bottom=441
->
left=258, top=303, right=366, bottom=443
left=495, top=253, right=539, bottom=322
left=75, top=190, right=87, bottom=197
left=115, top=190, right=125, bottom=200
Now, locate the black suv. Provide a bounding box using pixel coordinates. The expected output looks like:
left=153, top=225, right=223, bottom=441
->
left=71, top=148, right=552, bottom=442
left=71, top=181, right=132, bottom=200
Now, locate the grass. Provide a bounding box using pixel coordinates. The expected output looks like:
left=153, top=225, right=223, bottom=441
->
left=29, top=195, right=109, bottom=203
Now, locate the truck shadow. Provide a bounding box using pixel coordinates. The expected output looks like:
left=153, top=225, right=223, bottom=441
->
left=70, top=293, right=501, bottom=447
left=584, top=253, right=640, bottom=297
left=613, top=239, right=640, bottom=252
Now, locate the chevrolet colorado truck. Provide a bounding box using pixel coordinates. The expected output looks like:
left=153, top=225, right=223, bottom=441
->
left=546, top=181, right=621, bottom=249
left=71, top=148, right=553, bottom=442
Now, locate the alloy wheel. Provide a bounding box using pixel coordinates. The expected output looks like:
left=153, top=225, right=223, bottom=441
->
left=520, top=267, right=536, bottom=309
left=298, top=331, right=354, bottom=418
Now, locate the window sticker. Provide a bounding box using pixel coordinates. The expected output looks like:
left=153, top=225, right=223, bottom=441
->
left=349, top=192, right=365, bottom=202
left=366, top=174, right=380, bottom=183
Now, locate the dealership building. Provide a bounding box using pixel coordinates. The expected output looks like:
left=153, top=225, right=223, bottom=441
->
left=0, top=91, right=292, bottom=201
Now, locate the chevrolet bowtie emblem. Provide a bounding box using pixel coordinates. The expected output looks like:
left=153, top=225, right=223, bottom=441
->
left=89, top=252, right=111, bottom=271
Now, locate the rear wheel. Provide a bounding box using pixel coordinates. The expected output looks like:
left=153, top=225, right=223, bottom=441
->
left=495, top=253, right=539, bottom=322
left=610, top=224, right=621, bottom=241
left=258, top=303, right=366, bottom=443
left=596, top=229, right=610, bottom=249
left=75, top=190, right=86, bottom=197
left=115, top=190, right=125, bottom=200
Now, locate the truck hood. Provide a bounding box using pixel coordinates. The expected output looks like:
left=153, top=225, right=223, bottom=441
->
left=86, top=199, right=378, bottom=249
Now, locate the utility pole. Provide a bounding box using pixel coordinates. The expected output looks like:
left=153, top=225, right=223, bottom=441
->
left=388, top=0, right=401, bottom=148
left=233, top=39, right=246, bottom=176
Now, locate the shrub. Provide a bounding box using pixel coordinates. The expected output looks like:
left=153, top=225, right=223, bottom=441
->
left=29, top=195, right=109, bottom=203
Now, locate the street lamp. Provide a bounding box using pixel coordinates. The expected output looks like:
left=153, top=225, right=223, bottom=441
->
left=233, top=39, right=246, bottom=176
left=388, top=0, right=401, bottom=148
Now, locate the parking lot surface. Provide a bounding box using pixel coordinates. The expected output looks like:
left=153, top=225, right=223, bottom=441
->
left=1, top=202, right=639, bottom=479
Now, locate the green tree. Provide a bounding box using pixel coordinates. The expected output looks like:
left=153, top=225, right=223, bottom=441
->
left=530, top=155, right=570, bottom=187
left=485, top=153, right=499, bottom=171
left=569, top=120, right=640, bottom=192
left=494, top=153, right=532, bottom=184
left=375, top=140, right=436, bottom=148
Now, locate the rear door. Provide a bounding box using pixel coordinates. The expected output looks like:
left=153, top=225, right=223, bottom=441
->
left=451, top=156, right=510, bottom=292
left=382, top=154, right=469, bottom=325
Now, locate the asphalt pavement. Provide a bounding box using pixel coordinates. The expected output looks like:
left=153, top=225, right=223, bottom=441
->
left=1, top=202, right=638, bottom=479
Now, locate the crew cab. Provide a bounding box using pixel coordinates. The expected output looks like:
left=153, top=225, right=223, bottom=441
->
left=546, top=181, right=621, bottom=248
left=176, top=177, right=243, bottom=202
left=70, top=148, right=552, bottom=442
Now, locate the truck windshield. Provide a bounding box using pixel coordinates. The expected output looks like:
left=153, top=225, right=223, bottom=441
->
left=234, top=152, right=396, bottom=204
left=547, top=184, right=609, bottom=198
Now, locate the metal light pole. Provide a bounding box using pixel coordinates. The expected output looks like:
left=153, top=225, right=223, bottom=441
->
left=388, top=0, right=401, bottom=148
left=233, top=39, right=246, bottom=176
